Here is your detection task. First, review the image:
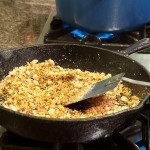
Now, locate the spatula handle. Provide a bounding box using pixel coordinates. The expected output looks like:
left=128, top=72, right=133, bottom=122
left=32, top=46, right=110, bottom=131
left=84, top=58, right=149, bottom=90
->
left=122, top=77, right=150, bottom=87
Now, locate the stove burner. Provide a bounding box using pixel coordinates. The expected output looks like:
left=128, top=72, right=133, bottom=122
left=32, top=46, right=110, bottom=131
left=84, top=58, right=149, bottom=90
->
left=44, top=17, right=150, bottom=54
left=70, top=29, right=89, bottom=38
left=70, top=29, right=114, bottom=40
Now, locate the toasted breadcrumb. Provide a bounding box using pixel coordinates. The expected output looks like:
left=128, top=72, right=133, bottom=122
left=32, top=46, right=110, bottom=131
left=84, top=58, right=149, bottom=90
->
left=0, top=59, right=140, bottom=118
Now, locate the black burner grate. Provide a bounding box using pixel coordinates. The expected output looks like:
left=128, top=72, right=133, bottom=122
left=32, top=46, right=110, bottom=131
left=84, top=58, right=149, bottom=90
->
left=44, top=17, right=150, bottom=54
left=0, top=132, right=137, bottom=150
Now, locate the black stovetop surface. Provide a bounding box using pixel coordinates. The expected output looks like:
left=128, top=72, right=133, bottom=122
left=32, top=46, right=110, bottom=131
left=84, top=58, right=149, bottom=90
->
left=0, top=131, right=135, bottom=150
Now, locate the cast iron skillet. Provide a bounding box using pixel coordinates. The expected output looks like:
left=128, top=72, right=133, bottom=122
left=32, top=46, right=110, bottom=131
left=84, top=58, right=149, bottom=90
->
left=0, top=39, right=150, bottom=143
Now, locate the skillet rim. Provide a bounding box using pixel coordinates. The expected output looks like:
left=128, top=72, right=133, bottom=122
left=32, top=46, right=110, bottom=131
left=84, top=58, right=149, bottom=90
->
left=0, top=43, right=150, bottom=122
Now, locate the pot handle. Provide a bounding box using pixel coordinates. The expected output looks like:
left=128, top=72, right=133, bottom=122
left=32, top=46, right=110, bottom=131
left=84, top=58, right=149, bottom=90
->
left=123, top=38, right=150, bottom=55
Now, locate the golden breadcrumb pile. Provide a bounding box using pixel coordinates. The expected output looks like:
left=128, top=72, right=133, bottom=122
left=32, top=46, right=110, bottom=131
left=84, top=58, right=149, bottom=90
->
left=0, top=59, right=140, bottom=119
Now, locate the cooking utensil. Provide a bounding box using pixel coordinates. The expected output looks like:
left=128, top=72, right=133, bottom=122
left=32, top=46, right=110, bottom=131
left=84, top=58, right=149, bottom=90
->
left=67, top=75, right=150, bottom=111
left=56, top=0, right=150, bottom=33
left=0, top=39, right=150, bottom=143
left=66, top=73, right=125, bottom=106
left=122, top=77, right=150, bottom=87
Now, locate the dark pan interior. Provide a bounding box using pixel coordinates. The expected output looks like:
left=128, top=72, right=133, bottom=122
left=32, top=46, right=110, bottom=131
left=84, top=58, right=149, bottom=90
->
left=0, top=44, right=149, bottom=143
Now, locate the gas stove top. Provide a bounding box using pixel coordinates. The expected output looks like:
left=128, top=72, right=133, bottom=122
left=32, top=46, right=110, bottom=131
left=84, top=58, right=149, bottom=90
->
left=37, top=12, right=150, bottom=72
left=37, top=13, right=150, bottom=150
left=0, top=11, right=149, bottom=150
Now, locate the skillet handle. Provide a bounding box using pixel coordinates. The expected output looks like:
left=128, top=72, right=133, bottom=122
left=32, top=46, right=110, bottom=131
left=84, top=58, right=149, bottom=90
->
left=123, top=38, right=150, bottom=55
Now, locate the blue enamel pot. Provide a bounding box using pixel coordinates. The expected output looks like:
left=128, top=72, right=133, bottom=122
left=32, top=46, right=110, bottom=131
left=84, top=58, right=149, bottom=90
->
left=56, top=0, right=150, bottom=33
